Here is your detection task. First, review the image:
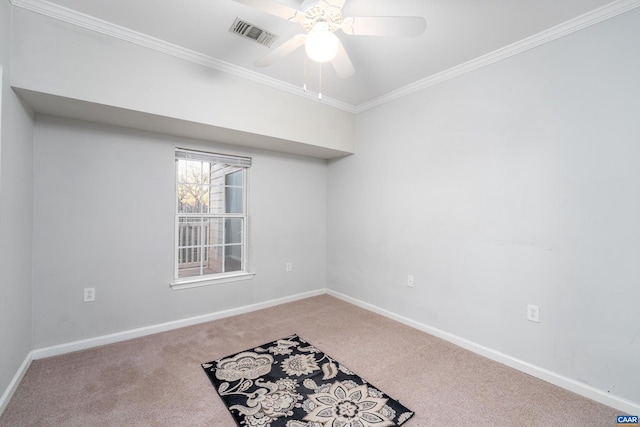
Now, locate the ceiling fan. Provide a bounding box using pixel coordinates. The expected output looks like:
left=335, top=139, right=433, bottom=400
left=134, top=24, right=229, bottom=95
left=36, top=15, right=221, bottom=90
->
left=233, top=0, right=427, bottom=79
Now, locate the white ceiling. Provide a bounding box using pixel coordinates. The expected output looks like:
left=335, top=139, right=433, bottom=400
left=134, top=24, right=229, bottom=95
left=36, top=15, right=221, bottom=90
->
left=18, top=0, right=632, bottom=109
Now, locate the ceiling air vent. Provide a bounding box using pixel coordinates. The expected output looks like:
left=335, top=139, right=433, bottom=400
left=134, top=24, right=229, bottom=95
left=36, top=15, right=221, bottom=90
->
left=229, top=17, right=279, bottom=48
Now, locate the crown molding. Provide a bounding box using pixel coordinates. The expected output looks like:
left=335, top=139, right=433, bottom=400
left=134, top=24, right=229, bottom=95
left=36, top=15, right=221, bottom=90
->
left=10, top=0, right=640, bottom=115
left=354, top=0, right=640, bottom=113
left=9, top=0, right=357, bottom=113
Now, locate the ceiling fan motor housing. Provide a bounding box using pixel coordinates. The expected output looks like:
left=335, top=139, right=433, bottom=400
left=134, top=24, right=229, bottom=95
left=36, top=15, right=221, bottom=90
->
left=300, top=1, right=343, bottom=32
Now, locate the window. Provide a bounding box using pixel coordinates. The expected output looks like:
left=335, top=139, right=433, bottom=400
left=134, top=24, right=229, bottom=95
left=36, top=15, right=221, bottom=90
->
left=172, top=148, right=253, bottom=289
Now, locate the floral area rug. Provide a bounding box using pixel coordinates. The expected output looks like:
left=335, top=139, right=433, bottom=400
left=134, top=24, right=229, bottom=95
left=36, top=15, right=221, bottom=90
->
left=202, top=334, right=414, bottom=427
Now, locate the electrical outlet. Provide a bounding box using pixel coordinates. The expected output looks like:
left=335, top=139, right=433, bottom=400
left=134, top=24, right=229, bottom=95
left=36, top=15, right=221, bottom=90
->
left=527, top=304, right=540, bottom=323
left=407, top=275, right=414, bottom=288
left=84, top=288, right=96, bottom=303
left=285, top=262, right=292, bottom=272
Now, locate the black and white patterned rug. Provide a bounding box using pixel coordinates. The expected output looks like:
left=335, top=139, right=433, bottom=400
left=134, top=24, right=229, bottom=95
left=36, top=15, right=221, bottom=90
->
left=202, top=334, right=414, bottom=427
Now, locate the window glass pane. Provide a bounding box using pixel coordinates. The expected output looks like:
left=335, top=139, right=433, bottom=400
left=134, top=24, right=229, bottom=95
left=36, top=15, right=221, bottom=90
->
left=225, top=187, right=243, bottom=214
left=178, top=249, right=200, bottom=278
left=225, top=169, right=243, bottom=186
left=178, top=246, right=226, bottom=278
left=178, top=247, right=201, bottom=267
left=208, top=172, right=225, bottom=214
left=225, top=218, right=243, bottom=244
left=225, top=245, right=242, bottom=272
left=203, top=246, right=223, bottom=275
left=177, top=217, right=206, bottom=276
left=178, top=217, right=203, bottom=250
left=204, top=218, right=224, bottom=246
left=177, top=183, right=209, bottom=214
left=177, top=160, right=211, bottom=214
left=181, top=160, right=209, bottom=184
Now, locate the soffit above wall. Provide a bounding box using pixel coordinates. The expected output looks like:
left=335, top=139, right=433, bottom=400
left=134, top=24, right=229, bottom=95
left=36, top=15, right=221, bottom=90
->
left=14, top=88, right=353, bottom=160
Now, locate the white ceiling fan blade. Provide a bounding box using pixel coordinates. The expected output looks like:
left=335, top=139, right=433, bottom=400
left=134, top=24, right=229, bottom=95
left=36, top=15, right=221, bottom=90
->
left=232, top=0, right=305, bottom=22
left=330, top=40, right=355, bottom=79
left=342, top=16, right=426, bottom=37
left=254, top=34, right=307, bottom=67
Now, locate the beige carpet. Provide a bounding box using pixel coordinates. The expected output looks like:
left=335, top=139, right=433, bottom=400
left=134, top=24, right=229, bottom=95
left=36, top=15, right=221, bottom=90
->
left=0, top=295, right=621, bottom=426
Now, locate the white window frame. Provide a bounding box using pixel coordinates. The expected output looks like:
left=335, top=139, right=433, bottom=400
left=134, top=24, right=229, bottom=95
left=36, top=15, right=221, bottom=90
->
left=171, top=148, right=254, bottom=290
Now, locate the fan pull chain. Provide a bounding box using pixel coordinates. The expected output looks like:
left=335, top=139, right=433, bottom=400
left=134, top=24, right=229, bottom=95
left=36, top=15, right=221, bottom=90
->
left=303, top=54, right=308, bottom=92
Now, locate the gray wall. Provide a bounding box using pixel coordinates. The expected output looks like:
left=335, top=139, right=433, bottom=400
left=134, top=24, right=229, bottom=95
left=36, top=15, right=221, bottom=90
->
left=32, top=115, right=327, bottom=348
left=327, top=8, right=640, bottom=404
left=0, top=0, right=35, bottom=406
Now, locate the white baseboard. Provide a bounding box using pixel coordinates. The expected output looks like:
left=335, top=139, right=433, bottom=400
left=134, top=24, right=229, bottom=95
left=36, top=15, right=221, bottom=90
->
left=326, top=289, right=640, bottom=415
left=1, top=288, right=323, bottom=416
left=4, top=287, right=638, bottom=417
left=0, top=351, right=33, bottom=415
left=31, top=288, right=325, bottom=360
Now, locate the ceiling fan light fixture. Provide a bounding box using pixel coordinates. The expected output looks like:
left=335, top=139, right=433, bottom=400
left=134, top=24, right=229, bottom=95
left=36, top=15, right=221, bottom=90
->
left=304, top=21, right=339, bottom=63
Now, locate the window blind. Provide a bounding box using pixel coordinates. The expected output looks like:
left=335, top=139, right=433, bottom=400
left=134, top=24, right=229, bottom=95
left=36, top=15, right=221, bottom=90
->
left=175, top=148, right=252, bottom=167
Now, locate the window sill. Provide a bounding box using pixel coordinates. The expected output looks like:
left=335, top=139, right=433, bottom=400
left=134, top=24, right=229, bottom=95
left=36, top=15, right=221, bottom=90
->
left=170, top=272, right=255, bottom=290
